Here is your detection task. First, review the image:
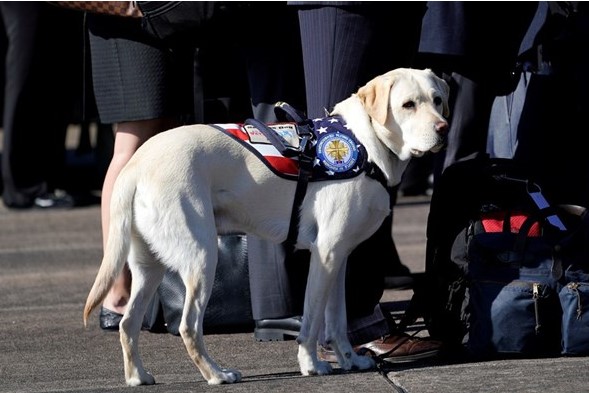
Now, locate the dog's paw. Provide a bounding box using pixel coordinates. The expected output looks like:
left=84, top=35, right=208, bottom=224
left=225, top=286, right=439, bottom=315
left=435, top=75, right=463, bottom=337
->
left=126, top=370, right=155, bottom=386
left=330, top=345, right=376, bottom=372
left=349, top=353, right=376, bottom=371
left=207, top=369, right=242, bottom=385
left=298, top=343, right=334, bottom=376
left=300, top=360, right=333, bottom=376
left=314, top=360, right=334, bottom=375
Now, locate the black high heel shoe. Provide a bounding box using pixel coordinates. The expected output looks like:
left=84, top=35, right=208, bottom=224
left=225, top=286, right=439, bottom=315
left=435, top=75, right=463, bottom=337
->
left=99, top=307, right=123, bottom=331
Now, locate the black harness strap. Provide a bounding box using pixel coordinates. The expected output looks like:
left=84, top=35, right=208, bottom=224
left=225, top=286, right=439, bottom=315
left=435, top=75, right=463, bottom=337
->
left=274, top=101, right=307, bottom=123
left=283, top=122, right=315, bottom=253
left=245, top=102, right=317, bottom=252
left=365, top=162, right=388, bottom=189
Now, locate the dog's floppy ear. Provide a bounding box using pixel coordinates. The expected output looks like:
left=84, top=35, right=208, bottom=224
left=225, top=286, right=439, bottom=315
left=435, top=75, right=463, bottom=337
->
left=356, top=72, right=397, bottom=126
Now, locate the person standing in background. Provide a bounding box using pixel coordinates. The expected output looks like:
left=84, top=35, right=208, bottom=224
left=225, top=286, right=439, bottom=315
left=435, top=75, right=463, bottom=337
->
left=415, top=1, right=540, bottom=279
left=413, top=2, right=542, bottom=345
left=416, top=1, right=539, bottom=179
left=86, top=11, right=194, bottom=327
left=252, top=1, right=442, bottom=364
left=0, top=2, right=82, bottom=209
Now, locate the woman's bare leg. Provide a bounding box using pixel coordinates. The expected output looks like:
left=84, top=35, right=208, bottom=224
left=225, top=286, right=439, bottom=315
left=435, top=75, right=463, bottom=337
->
left=100, top=118, right=179, bottom=313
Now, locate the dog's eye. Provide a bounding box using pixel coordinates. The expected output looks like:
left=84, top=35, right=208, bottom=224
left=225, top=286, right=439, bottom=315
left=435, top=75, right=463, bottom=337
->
left=433, top=96, right=443, bottom=106
left=402, top=101, right=415, bottom=109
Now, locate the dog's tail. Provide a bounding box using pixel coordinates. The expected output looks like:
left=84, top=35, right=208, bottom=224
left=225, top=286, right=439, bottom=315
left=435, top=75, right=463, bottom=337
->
left=83, top=168, right=137, bottom=328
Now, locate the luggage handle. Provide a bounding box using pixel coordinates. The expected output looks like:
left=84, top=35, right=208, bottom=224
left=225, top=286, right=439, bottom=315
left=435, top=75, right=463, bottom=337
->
left=513, top=204, right=588, bottom=280
left=496, top=174, right=567, bottom=231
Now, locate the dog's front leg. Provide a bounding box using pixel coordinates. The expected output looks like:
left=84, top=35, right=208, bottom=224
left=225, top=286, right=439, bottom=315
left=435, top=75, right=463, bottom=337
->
left=296, top=247, right=341, bottom=376
left=324, top=264, right=375, bottom=371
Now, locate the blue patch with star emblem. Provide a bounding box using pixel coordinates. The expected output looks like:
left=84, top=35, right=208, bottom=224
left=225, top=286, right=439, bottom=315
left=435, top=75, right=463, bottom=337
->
left=310, top=116, right=366, bottom=180
left=316, top=132, right=359, bottom=173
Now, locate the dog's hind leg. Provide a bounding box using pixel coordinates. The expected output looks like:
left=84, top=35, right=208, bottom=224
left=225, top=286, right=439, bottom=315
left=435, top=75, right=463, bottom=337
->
left=143, top=191, right=242, bottom=384
left=120, top=242, right=165, bottom=386
left=175, top=235, right=242, bottom=385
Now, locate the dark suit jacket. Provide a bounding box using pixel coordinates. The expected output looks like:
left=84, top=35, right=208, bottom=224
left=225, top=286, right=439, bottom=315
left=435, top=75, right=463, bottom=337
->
left=419, top=1, right=539, bottom=89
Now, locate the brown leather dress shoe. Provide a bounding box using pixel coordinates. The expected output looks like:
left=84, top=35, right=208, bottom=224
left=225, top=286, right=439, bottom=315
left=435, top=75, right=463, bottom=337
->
left=318, top=334, right=441, bottom=364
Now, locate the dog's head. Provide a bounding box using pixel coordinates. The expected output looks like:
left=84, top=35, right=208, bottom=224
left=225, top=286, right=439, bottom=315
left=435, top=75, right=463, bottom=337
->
left=356, top=68, right=450, bottom=161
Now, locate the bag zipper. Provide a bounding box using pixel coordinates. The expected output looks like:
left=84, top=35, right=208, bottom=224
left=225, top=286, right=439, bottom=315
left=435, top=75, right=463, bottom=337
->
left=533, top=282, right=542, bottom=334
left=567, top=282, right=583, bottom=320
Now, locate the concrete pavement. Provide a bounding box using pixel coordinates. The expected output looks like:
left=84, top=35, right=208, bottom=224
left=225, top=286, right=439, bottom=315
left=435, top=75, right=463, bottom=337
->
left=2, top=194, right=589, bottom=393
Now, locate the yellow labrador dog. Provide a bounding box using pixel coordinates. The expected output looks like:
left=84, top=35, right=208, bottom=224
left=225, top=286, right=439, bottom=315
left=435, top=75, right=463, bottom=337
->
left=83, top=68, right=449, bottom=385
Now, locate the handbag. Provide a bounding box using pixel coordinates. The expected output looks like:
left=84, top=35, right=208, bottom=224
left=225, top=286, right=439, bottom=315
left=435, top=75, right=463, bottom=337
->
left=136, top=1, right=218, bottom=43
left=49, top=1, right=221, bottom=45
left=47, top=1, right=143, bottom=17
left=143, top=234, right=254, bottom=335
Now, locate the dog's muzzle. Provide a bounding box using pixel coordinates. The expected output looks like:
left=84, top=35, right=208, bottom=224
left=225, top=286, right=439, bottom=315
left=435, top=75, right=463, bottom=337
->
left=429, top=138, right=447, bottom=154
left=410, top=136, right=446, bottom=157
left=422, top=120, right=448, bottom=155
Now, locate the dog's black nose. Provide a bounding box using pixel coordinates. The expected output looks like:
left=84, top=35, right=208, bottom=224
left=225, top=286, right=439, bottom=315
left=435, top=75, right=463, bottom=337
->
left=435, top=121, right=449, bottom=136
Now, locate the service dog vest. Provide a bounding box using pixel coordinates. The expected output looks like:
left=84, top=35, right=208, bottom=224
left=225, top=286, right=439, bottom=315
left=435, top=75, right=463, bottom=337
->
left=212, top=116, right=369, bottom=182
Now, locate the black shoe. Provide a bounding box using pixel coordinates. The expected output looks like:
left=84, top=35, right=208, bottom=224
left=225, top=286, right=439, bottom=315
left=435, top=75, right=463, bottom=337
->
left=384, top=275, right=414, bottom=290
left=254, top=316, right=302, bottom=341
left=34, top=190, right=75, bottom=209
left=384, top=262, right=414, bottom=289
left=99, top=307, right=123, bottom=331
